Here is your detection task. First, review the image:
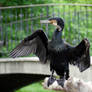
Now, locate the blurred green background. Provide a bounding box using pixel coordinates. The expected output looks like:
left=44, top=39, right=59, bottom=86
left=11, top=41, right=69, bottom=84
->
left=0, top=0, right=92, bottom=6
left=0, top=0, right=92, bottom=56
left=0, top=0, right=92, bottom=92
left=15, top=81, right=56, bottom=92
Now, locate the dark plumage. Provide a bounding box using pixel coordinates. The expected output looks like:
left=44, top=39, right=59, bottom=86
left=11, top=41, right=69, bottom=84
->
left=10, top=17, right=90, bottom=81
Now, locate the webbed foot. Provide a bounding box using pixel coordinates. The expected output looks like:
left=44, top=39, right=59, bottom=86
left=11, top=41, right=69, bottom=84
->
left=47, top=76, right=56, bottom=87
left=57, top=77, right=65, bottom=87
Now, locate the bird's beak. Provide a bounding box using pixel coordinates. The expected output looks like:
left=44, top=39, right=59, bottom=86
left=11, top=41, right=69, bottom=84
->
left=40, top=20, right=57, bottom=25
left=40, top=20, right=61, bottom=31
left=40, top=20, right=51, bottom=24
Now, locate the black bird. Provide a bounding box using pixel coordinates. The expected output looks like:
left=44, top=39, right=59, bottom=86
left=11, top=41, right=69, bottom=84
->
left=10, top=17, right=90, bottom=82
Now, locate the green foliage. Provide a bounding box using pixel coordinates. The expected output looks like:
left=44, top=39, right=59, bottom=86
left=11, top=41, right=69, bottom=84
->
left=1, top=4, right=92, bottom=56
left=1, top=0, right=92, bottom=7
left=15, top=81, right=57, bottom=92
left=0, top=0, right=52, bottom=6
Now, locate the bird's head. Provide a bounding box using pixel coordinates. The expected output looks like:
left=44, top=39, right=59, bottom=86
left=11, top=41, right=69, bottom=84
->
left=40, top=17, right=64, bottom=31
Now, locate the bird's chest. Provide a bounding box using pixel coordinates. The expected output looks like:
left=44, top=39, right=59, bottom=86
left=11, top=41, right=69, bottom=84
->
left=48, top=41, right=68, bottom=66
left=48, top=42, right=66, bottom=61
left=48, top=41, right=66, bottom=51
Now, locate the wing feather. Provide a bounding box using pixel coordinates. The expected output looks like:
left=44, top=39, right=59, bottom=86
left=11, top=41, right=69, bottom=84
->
left=10, top=30, right=48, bottom=63
left=67, top=38, right=90, bottom=72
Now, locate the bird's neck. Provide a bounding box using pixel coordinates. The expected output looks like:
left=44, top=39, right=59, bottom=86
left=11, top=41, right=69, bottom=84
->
left=52, top=28, right=62, bottom=41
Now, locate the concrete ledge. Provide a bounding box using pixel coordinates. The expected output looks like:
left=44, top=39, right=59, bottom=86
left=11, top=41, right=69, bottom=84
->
left=0, top=57, right=92, bottom=81
left=0, top=58, right=50, bottom=75
left=0, top=57, right=39, bottom=62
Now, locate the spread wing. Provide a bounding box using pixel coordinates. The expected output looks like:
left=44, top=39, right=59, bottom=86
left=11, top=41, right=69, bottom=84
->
left=67, top=38, right=90, bottom=72
left=10, top=29, right=48, bottom=63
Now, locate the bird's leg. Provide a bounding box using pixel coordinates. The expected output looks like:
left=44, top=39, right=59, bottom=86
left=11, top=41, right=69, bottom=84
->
left=58, top=69, right=69, bottom=87
left=65, top=70, right=69, bottom=80
left=65, top=64, right=69, bottom=80
left=47, top=70, right=55, bottom=87
left=50, top=69, right=54, bottom=78
left=50, top=62, right=54, bottom=78
left=57, top=76, right=65, bottom=87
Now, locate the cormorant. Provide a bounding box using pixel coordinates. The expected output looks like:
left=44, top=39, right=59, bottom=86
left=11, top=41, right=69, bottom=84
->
left=10, top=17, right=90, bottom=83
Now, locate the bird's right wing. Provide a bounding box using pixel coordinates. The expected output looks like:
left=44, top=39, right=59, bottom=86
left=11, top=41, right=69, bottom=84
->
left=66, top=38, right=90, bottom=72
left=10, top=29, right=48, bottom=63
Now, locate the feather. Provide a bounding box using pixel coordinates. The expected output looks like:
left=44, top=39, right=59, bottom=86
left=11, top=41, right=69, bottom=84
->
left=67, top=38, right=90, bottom=72
left=10, top=29, right=48, bottom=63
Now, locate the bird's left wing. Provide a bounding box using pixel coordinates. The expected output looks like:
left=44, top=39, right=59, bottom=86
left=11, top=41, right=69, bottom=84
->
left=66, top=38, right=90, bottom=72
left=10, top=29, right=48, bottom=63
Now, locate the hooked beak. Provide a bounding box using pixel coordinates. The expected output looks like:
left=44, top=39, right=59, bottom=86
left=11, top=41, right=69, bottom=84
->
left=40, top=20, right=57, bottom=26
left=40, top=20, right=51, bottom=24
left=40, top=19, right=61, bottom=31
left=40, top=19, right=62, bottom=31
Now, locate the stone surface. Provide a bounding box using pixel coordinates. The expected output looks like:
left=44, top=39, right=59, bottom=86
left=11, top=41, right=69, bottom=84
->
left=0, top=57, right=92, bottom=81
